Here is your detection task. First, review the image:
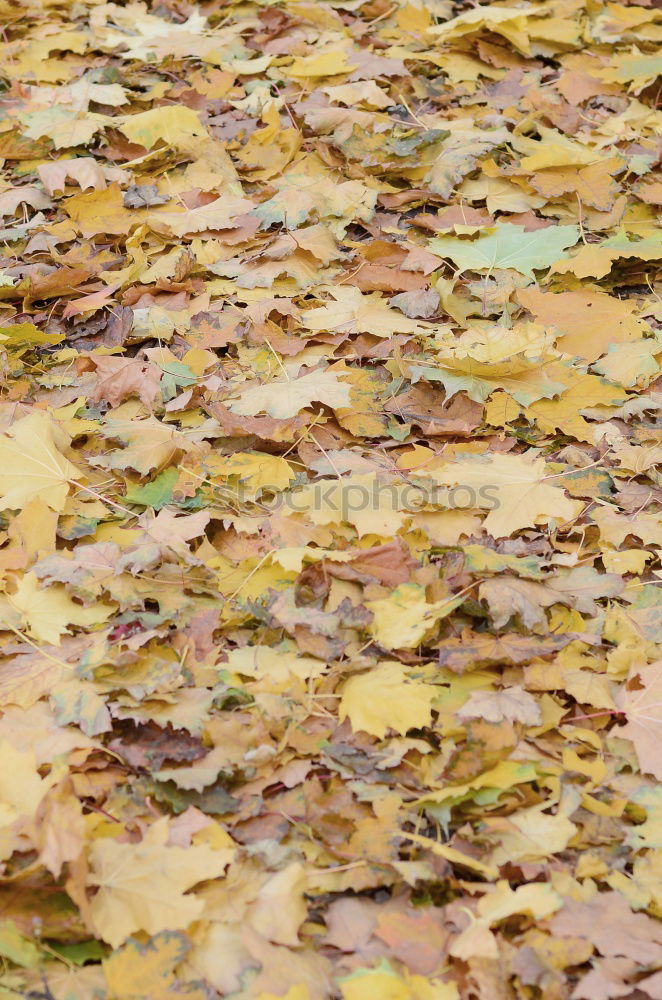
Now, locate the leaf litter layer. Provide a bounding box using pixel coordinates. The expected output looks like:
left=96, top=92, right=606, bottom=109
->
left=0, top=0, right=661, bottom=997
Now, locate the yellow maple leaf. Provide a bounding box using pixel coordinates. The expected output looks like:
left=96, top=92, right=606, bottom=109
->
left=258, top=988, right=312, bottom=1000
left=288, top=50, right=351, bottom=78
left=65, top=183, right=135, bottom=238
left=0, top=412, right=82, bottom=513
left=429, top=4, right=541, bottom=52
left=303, top=287, right=427, bottom=337
left=95, top=417, right=187, bottom=474
left=103, top=930, right=190, bottom=1000
left=413, top=354, right=567, bottom=406
left=450, top=880, right=562, bottom=960
left=367, top=583, right=462, bottom=649
left=38, top=157, right=106, bottom=195
left=516, top=125, right=600, bottom=170
left=88, top=817, right=232, bottom=948
left=528, top=160, right=620, bottom=212
left=0, top=741, right=49, bottom=828
left=225, top=647, right=326, bottom=685
left=594, top=339, right=661, bottom=387
left=211, top=555, right=297, bottom=603
left=431, top=451, right=582, bottom=537
left=228, top=369, right=351, bottom=419
left=323, top=80, right=393, bottom=109
left=525, top=369, right=626, bottom=442
left=284, top=473, right=407, bottom=538
left=117, top=106, right=208, bottom=149
left=339, top=661, right=437, bottom=739
left=35, top=779, right=85, bottom=877
left=417, top=760, right=538, bottom=807
left=0, top=647, right=65, bottom=711
left=341, top=966, right=458, bottom=1000
left=7, top=573, right=113, bottom=645
left=149, top=195, right=253, bottom=238
left=254, top=167, right=376, bottom=228
left=19, top=108, right=104, bottom=149
left=618, top=661, right=662, bottom=781
left=518, top=287, right=646, bottom=361
left=206, top=452, right=294, bottom=498
left=456, top=685, right=542, bottom=725
left=248, top=862, right=308, bottom=947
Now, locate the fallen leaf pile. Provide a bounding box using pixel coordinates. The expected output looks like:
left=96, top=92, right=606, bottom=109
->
left=0, top=0, right=661, bottom=996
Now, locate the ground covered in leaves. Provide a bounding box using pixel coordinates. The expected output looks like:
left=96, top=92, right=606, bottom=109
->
left=0, top=0, right=661, bottom=997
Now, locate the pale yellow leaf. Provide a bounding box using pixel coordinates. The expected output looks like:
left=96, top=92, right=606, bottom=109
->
left=88, top=817, right=232, bottom=948
left=431, top=451, right=581, bottom=537
left=0, top=741, right=49, bottom=826
left=0, top=412, right=82, bottom=513
left=229, top=370, right=351, bottom=419
left=7, top=573, right=113, bottom=645
left=117, top=106, right=208, bottom=149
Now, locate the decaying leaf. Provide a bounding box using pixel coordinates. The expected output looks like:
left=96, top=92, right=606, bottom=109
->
left=456, top=686, right=542, bottom=726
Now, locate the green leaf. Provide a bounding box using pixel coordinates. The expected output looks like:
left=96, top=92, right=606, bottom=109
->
left=125, top=467, right=178, bottom=510
left=428, top=223, right=579, bottom=277
left=158, top=361, right=197, bottom=402
left=48, top=939, right=106, bottom=965
left=0, top=323, right=64, bottom=345
left=0, top=921, right=41, bottom=968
